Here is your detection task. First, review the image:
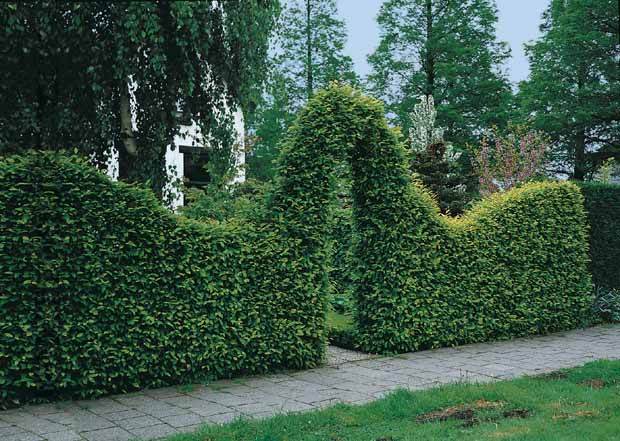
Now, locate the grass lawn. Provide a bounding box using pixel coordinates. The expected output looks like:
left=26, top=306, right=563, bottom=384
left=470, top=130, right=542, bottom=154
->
left=326, top=310, right=353, bottom=332
left=162, top=360, right=620, bottom=441
left=326, top=310, right=357, bottom=350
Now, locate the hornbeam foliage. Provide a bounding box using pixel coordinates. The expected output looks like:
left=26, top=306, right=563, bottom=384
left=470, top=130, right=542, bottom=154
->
left=0, top=86, right=594, bottom=407
left=271, top=85, right=593, bottom=353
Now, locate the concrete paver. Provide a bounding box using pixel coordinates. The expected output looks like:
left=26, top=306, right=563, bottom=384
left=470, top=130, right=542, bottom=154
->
left=2, top=325, right=619, bottom=440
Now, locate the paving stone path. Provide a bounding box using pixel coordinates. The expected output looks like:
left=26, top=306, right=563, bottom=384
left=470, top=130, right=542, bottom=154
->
left=2, top=325, right=619, bottom=441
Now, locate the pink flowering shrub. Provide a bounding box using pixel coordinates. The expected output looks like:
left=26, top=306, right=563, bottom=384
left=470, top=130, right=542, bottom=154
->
left=473, top=126, right=548, bottom=196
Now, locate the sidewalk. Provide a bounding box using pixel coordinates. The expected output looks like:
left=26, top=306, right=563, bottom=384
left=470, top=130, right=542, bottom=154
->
left=2, top=325, right=619, bottom=441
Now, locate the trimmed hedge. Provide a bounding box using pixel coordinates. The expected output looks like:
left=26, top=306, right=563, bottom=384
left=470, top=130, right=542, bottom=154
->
left=0, top=85, right=597, bottom=405
left=579, top=182, right=620, bottom=290
left=328, top=206, right=355, bottom=312
left=276, top=85, right=593, bottom=354
left=0, top=153, right=327, bottom=406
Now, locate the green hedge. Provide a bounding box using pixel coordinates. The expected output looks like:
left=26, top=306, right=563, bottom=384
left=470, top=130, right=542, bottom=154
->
left=354, top=180, right=594, bottom=354
left=277, top=84, right=593, bottom=354
left=0, top=153, right=327, bottom=406
left=0, top=85, right=597, bottom=406
left=579, top=182, right=620, bottom=290
left=352, top=154, right=593, bottom=352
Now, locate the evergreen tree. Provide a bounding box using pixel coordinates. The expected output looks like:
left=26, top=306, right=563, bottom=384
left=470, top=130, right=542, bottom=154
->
left=0, top=1, right=278, bottom=196
left=408, top=96, right=477, bottom=215
left=247, top=70, right=297, bottom=181
left=247, top=0, right=357, bottom=180
left=518, top=0, right=620, bottom=180
left=367, top=0, right=512, bottom=148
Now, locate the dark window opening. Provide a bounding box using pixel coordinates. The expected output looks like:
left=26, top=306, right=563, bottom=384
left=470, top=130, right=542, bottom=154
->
left=180, top=145, right=210, bottom=188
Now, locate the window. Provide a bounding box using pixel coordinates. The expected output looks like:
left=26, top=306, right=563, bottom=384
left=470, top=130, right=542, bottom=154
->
left=180, top=145, right=210, bottom=188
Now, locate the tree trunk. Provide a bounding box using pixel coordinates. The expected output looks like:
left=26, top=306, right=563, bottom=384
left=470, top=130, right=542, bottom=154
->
left=306, top=0, right=313, bottom=99
left=118, top=79, right=138, bottom=181
left=424, top=0, right=435, bottom=97
left=573, top=130, right=586, bottom=181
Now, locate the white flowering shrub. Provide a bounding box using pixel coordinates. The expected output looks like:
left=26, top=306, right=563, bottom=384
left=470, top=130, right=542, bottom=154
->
left=408, top=95, right=445, bottom=153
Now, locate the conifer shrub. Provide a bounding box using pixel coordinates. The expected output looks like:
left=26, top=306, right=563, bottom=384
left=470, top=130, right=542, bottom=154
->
left=579, top=182, right=620, bottom=290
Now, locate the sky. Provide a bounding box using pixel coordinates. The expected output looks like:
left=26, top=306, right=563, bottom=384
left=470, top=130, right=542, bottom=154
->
left=335, top=0, right=549, bottom=85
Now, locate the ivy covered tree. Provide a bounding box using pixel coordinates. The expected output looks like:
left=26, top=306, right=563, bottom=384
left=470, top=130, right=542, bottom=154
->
left=0, top=1, right=279, bottom=196
left=367, top=0, right=512, bottom=147
left=247, top=0, right=357, bottom=180
left=518, top=0, right=620, bottom=180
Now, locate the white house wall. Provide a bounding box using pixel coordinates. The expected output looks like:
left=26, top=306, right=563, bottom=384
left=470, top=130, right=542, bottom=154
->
left=106, top=107, right=245, bottom=211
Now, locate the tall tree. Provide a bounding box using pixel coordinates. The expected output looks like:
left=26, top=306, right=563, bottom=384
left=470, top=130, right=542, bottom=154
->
left=0, top=1, right=279, bottom=196
left=367, top=0, right=512, bottom=148
left=518, top=0, right=620, bottom=180
left=246, top=70, right=296, bottom=181
left=247, top=0, right=357, bottom=180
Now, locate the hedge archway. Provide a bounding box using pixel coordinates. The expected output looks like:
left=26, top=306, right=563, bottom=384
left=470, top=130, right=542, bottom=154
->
left=272, top=84, right=593, bottom=354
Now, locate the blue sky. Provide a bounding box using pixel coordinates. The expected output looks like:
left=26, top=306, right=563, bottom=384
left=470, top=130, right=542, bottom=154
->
left=336, top=0, right=549, bottom=85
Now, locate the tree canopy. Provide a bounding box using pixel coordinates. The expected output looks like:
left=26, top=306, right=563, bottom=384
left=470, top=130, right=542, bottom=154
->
left=0, top=1, right=279, bottom=196
left=518, top=0, right=620, bottom=180
left=247, top=0, right=357, bottom=180
left=367, top=0, right=512, bottom=148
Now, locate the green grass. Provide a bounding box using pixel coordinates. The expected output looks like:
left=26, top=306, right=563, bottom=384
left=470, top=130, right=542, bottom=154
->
left=161, top=360, right=620, bottom=441
left=327, top=310, right=354, bottom=331
left=326, top=310, right=357, bottom=350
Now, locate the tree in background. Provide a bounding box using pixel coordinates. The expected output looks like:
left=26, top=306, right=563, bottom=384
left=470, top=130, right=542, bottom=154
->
left=367, top=0, right=512, bottom=148
left=409, top=95, right=445, bottom=152
left=593, top=158, right=620, bottom=183
left=518, top=0, right=620, bottom=180
left=247, top=0, right=358, bottom=180
left=408, top=96, right=477, bottom=215
left=0, top=1, right=278, bottom=197
left=473, top=126, right=548, bottom=196
left=246, top=70, right=297, bottom=181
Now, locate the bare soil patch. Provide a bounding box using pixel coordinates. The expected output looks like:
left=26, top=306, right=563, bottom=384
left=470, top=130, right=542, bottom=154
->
left=416, top=400, right=529, bottom=427
left=579, top=378, right=606, bottom=389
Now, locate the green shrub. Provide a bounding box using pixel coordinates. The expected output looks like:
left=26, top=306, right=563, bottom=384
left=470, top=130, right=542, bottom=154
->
left=0, top=153, right=326, bottom=406
left=181, top=179, right=269, bottom=223
left=0, top=85, right=596, bottom=406
left=409, top=145, right=478, bottom=216
left=579, top=182, right=620, bottom=290
left=274, top=84, right=593, bottom=354
left=353, top=177, right=593, bottom=354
